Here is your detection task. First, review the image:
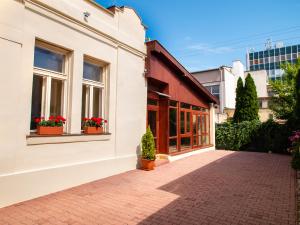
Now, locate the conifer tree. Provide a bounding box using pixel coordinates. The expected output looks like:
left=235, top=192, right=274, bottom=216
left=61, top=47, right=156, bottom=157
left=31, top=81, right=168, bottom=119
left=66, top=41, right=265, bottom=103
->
left=243, top=73, right=259, bottom=121
left=233, top=77, right=244, bottom=123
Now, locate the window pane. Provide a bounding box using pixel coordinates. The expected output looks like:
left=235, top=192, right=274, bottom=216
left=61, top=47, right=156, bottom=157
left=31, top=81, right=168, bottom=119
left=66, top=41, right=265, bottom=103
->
left=93, top=87, right=102, bottom=117
left=169, top=138, right=177, bottom=153
left=82, top=85, right=89, bottom=119
left=50, top=79, right=63, bottom=116
left=202, top=135, right=209, bottom=145
left=192, top=115, right=197, bottom=135
left=169, top=100, right=177, bottom=107
left=180, top=111, right=185, bottom=134
left=147, top=99, right=158, bottom=106
left=30, top=75, right=43, bottom=129
left=34, top=47, right=64, bottom=73
left=169, top=108, right=177, bottom=137
left=186, top=112, right=191, bottom=132
left=148, top=110, right=157, bottom=137
left=181, top=137, right=191, bottom=150
left=83, top=62, right=103, bottom=82
left=180, top=103, right=190, bottom=109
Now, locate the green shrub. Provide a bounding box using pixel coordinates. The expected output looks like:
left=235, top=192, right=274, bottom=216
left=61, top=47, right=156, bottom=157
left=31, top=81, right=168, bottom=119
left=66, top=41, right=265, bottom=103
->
left=244, top=119, right=290, bottom=154
left=216, top=120, right=260, bottom=150
left=141, top=126, right=156, bottom=160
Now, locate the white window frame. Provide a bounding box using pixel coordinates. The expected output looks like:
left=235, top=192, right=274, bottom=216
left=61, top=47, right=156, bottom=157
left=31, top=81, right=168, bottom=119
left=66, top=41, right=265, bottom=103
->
left=31, top=40, right=69, bottom=131
left=82, top=56, right=106, bottom=119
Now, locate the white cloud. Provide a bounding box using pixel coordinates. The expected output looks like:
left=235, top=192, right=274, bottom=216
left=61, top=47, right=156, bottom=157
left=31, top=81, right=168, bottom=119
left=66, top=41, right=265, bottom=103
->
left=187, top=43, right=233, bottom=54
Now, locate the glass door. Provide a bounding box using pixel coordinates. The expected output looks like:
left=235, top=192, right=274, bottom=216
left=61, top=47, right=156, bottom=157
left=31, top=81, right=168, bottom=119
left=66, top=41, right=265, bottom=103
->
left=147, top=98, right=159, bottom=152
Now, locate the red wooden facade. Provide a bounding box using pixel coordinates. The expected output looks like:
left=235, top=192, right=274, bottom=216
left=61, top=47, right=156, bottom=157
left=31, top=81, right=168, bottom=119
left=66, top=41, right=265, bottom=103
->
left=146, top=41, right=218, bottom=155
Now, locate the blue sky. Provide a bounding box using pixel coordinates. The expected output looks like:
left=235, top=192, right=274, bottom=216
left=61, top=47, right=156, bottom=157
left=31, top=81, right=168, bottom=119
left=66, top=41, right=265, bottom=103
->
left=96, top=0, right=300, bottom=72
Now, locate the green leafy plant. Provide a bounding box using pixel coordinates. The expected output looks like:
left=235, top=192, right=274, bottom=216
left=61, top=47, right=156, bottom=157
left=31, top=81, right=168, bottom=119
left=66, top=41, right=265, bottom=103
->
left=141, top=126, right=156, bottom=160
left=269, top=59, right=300, bottom=119
left=35, top=115, right=66, bottom=127
left=289, top=130, right=300, bottom=170
left=216, top=120, right=260, bottom=150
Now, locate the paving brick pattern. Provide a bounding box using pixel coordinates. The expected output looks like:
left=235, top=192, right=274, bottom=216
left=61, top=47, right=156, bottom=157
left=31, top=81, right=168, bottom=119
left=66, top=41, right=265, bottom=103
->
left=0, top=150, right=296, bottom=225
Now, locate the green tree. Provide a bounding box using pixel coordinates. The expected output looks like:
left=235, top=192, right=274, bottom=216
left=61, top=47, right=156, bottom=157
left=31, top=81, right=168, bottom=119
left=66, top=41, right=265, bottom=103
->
left=269, top=59, right=300, bottom=119
left=233, top=77, right=244, bottom=123
left=243, top=73, right=259, bottom=121
left=295, top=69, right=300, bottom=119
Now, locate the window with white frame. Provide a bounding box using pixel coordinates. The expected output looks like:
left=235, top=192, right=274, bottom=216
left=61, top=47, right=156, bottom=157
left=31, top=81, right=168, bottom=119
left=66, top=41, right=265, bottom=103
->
left=81, top=57, right=105, bottom=121
left=205, top=85, right=220, bottom=100
left=30, top=40, right=69, bottom=130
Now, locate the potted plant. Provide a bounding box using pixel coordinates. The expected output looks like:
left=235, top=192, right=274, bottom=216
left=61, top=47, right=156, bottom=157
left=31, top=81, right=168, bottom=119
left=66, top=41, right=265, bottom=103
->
left=35, top=115, right=66, bottom=135
left=141, top=126, right=156, bottom=170
left=82, top=117, right=107, bottom=134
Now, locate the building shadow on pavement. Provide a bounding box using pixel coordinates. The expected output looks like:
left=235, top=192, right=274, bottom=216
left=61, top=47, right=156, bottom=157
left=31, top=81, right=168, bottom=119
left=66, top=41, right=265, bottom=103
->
left=137, top=151, right=295, bottom=225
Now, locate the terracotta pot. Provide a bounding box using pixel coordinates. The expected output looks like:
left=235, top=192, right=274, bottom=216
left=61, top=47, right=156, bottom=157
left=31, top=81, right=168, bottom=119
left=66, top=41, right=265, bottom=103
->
left=84, top=126, right=103, bottom=134
left=37, top=126, right=63, bottom=135
left=141, top=158, right=155, bottom=171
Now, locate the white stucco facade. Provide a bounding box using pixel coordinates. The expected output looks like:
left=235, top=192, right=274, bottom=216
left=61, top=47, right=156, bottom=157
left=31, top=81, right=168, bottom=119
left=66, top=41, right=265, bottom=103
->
left=0, top=0, right=147, bottom=207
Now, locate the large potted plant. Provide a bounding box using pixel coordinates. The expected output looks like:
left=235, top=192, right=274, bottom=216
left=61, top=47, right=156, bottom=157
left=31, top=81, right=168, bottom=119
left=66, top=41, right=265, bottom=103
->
left=35, top=115, right=66, bottom=135
left=82, top=117, right=107, bottom=134
left=141, top=126, right=156, bottom=170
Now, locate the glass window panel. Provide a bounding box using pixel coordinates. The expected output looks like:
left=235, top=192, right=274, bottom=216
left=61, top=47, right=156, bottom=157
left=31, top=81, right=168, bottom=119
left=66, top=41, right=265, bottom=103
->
left=205, top=115, right=209, bottom=133
left=211, top=85, right=220, bottom=93
left=249, top=60, right=253, bottom=66
left=34, top=47, right=64, bottom=73
left=180, top=111, right=185, bottom=134
left=30, top=75, right=43, bottom=130
left=180, top=103, right=190, bottom=109
left=169, top=100, right=177, bottom=107
left=192, top=106, right=201, bottom=111
left=250, top=65, right=254, bottom=71
left=148, top=110, right=157, bottom=137
left=197, top=115, right=201, bottom=134
left=259, top=58, right=264, bottom=64
left=83, top=62, right=103, bottom=82
left=259, top=51, right=263, bottom=58
left=292, top=53, right=297, bottom=59
left=202, top=135, right=209, bottom=145
left=293, top=46, right=297, bottom=53
left=286, top=46, right=292, bottom=54
left=270, top=49, right=275, bottom=57
left=192, top=115, right=197, bottom=135
left=169, top=108, right=177, bottom=137
left=82, top=85, right=89, bottom=119
left=280, top=47, right=285, bottom=55
left=287, top=54, right=292, bottom=60
left=264, top=50, right=269, bottom=57
left=249, top=53, right=254, bottom=60
left=193, top=136, right=197, bottom=146
left=254, top=52, right=258, bottom=59
left=298, top=45, right=300, bottom=52
left=265, top=57, right=269, bottom=63
left=147, top=99, right=158, bottom=106
left=254, top=65, right=259, bottom=70
left=201, top=116, right=206, bottom=132
left=93, top=87, right=102, bottom=117
left=280, top=55, right=286, bottom=61
left=275, top=49, right=279, bottom=56
left=180, top=137, right=191, bottom=150
left=50, top=79, right=63, bottom=116
left=169, top=138, right=178, bottom=153
left=259, top=64, right=264, bottom=70
left=186, top=112, right=191, bottom=133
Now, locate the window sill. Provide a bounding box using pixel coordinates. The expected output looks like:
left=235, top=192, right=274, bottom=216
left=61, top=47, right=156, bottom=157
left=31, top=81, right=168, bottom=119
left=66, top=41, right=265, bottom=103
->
left=26, top=133, right=111, bottom=146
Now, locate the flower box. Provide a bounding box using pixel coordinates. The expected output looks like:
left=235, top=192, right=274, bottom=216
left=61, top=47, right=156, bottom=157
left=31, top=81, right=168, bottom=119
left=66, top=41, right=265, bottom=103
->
left=37, top=126, right=63, bottom=135
left=84, top=126, right=104, bottom=134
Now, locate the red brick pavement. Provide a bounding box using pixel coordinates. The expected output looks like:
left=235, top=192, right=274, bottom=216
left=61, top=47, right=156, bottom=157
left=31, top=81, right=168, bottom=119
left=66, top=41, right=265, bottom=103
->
left=0, top=150, right=296, bottom=225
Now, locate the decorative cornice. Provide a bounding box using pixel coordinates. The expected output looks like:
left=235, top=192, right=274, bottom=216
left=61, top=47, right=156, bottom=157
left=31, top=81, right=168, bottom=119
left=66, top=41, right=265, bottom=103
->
left=24, top=0, right=146, bottom=58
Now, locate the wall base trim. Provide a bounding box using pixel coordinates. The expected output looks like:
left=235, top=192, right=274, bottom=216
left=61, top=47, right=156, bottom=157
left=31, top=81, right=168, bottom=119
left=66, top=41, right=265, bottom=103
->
left=0, top=154, right=137, bottom=208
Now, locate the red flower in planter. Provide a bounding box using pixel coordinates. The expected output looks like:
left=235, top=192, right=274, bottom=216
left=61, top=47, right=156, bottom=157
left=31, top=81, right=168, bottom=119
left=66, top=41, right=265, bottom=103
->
left=82, top=117, right=107, bottom=128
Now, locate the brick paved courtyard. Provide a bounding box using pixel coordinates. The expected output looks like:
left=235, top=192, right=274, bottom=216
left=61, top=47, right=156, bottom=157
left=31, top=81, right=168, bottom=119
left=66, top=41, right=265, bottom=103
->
left=0, top=150, right=296, bottom=225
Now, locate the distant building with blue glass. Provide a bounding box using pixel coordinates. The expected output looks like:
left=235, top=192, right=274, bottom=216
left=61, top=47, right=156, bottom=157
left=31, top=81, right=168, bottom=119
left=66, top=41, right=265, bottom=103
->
left=247, top=43, right=300, bottom=80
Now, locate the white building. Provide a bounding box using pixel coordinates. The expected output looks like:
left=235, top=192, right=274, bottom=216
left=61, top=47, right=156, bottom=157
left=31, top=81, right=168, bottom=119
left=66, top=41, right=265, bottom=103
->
left=0, top=0, right=147, bottom=207
left=192, top=61, right=272, bottom=122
